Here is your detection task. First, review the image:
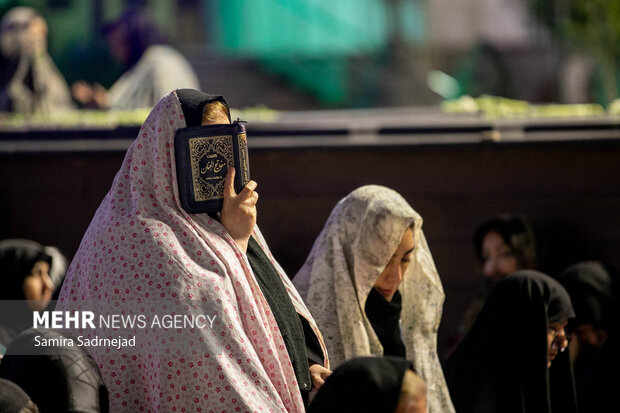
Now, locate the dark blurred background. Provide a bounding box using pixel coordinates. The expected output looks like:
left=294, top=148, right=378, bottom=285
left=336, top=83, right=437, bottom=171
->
left=2, top=0, right=619, bottom=109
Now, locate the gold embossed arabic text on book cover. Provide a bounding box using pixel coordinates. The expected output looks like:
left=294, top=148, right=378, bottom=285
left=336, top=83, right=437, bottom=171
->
left=175, top=121, right=250, bottom=213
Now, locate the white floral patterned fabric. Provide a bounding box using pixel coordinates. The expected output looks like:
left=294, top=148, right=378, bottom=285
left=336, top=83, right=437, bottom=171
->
left=293, top=185, right=454, bottom=413
left=57, top=90, right=327, bottom=412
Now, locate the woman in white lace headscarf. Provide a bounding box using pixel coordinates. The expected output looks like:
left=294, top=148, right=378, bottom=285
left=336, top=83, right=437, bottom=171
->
left=293, top=185, right=455, bottom=413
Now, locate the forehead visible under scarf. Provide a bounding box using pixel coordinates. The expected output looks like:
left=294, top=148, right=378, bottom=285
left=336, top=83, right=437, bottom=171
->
left=331, top=186, right=417, bottom=283
left=340, top=186, right=416, bottom=245
left=175, top=89, right=230, bottom=127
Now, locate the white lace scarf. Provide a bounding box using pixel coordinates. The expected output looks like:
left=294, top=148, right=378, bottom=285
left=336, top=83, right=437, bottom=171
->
left=293, top=185, right=455, bottom=413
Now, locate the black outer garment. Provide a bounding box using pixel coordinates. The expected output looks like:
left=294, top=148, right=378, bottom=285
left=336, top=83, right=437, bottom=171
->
left=246, top=236, right=312, bottom=391
left=176, top=88, right=321, bottom=402
left=308, top=356, right=413, bottom=413
left=443, top=270, right=577, bottom=413
left=559, top=261, right=619, bottom=412
left=365, top=288, right=406, bottom=358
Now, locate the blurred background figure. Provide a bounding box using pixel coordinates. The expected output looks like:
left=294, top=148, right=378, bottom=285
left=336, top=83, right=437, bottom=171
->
left=443, top=270, right=577, bottom=413
left=0, top=239, right=66, bottom=355
left=72, top=7, right=199, bottom=110
left=460, top=214, right=538, bottom=333
left=474, top=214, right=538, bottom=283
left=2, top=1, right=617, bottom=110
left=558, top=260, right=619, bottom=412
left=308, top=356, right=427, bottom=413
left=0, top=6, right=73, bottom=113
left=444, top=214, right=539, bottom=358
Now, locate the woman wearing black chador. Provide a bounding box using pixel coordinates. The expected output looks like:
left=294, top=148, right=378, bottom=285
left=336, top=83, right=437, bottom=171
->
left=444, top=270, right=578, bottom=413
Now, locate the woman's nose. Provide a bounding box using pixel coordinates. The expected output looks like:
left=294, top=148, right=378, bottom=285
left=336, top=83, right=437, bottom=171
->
left=387, top=265, right=403, bottom=282
left=42, top=273, right=54, bottom=292
left=483, top=259, right=498, bottom=278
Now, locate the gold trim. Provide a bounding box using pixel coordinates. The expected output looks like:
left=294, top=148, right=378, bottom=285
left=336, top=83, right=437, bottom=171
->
left=238, top=132, right=249, bottom=185
left=189, top=135, right=233, bottom=201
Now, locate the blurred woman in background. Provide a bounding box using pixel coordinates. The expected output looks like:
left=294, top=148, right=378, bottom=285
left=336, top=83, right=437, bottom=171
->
left=0, top=7, right=73, bottom=113
left=458, top=214, right=538, bottom=337
left=72, top=8, right=199, bottom=110
left=445, top=214, right=539, bottom=359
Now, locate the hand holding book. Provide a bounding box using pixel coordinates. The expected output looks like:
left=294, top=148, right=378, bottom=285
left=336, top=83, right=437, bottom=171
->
left=220, top=167, right=258, bottom=253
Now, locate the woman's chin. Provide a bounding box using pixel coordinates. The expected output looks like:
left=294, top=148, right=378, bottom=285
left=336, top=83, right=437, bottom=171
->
left=27, top=299, right=50, bottom=311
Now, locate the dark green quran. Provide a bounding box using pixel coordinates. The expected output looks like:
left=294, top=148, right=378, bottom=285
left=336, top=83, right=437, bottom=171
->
left=174, top=120, right=250, bottom=213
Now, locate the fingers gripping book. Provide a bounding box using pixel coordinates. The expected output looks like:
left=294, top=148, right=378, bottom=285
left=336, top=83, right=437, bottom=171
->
left=175, top=120, right=250, bottom=213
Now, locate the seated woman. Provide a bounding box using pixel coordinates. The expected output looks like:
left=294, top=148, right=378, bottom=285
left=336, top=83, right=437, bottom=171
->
left=444, top=214, right=539, bottom=358
left=462, top=214, right=538, bottom=334
left=308, top=356, right=427, bottom=413
left=0, top=239, right=54, bottom=354
left=0, top=6, right=73, bottom=113
left=72, top=8, right=199, bottom=110
left=293, top=185, right=454, bottom=413
left=56, top=89, right=330, bottom=412
left=443, top=270, right=577, bottom=413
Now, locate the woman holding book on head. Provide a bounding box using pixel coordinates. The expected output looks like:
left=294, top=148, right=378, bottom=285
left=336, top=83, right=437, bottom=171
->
left=57, top=89, right=330, bottom=412
left=293, top=185, right=455, bottom=413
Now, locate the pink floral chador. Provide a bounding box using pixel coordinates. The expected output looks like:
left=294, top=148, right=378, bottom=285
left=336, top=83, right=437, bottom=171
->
left=57, top=90, right=327, bottom=412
